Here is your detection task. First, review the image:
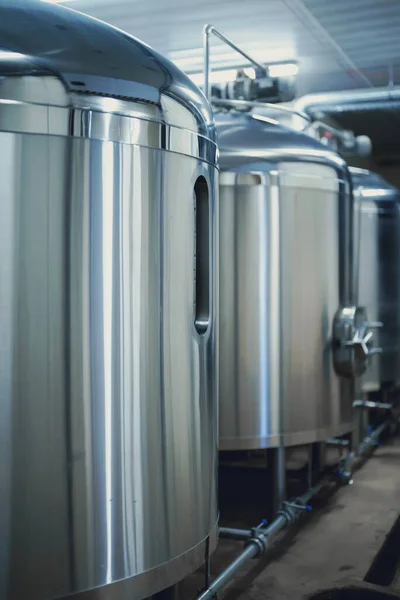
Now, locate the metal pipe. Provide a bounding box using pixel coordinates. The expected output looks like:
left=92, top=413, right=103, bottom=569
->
left=211, top=97, right=311, bottom=122
left=294, top=86, right=400, bottom=114
left=220, top=517, right=271, bottom=541
left=219, top=527, right=252, bottom=540
left=199, top=424, right=391, bottom=600
left=193, top=482, right=325, bottom=600
left=339, top=421, right=390, bottom=483
left=195, top=543, right=258, bottom=600
left=203, top=25, right=211, bottom=100
left=357, top=422, right=388, bottom=457
left=203, top=24, right=267, bottom=99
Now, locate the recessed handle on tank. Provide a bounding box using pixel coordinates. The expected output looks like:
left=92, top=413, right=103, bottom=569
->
left=194, top=177, right=210, bottom=335
left=332, top=307, right=383, bottom=378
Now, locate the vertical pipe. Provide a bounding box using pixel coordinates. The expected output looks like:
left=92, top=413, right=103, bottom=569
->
left=194, top=481, right=327, bottom=600
left=203, top=25, right=211, bottom=101
left=202, top=26, right=269, bottom=102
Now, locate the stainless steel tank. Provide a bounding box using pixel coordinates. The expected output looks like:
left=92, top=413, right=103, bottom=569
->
left=0, top=2, right=218, bottom=599
left=217, top=110, right=366, bottom=452
left=352, top=167, right=400, bottom=392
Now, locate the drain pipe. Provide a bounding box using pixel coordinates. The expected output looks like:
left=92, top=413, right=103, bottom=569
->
left=336, top=421, right=390, bottom=484
left=196, top=423, right=392, bottom=600
left=193, top=482, right=325, bottom=600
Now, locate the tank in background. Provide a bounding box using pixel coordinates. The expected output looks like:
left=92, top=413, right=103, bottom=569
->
left=216, top=110, right=373, bottom=517
left=352, top=168, right=400, bottom=394
left=351, top=167, right=400, bottom=439
left=0, top=2, right=218, bottom=599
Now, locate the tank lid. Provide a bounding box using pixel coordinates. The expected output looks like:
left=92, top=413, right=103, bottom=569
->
left=349, top=167, right=400, bottom=202
left=0, top=0, right=215, bottom=141
left=215, top=110, right=348, bottom=174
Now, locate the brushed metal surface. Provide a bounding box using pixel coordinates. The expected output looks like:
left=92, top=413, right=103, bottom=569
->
left=219, top=162, right=353, bottom=450
left=0, top=130, right=218, bottom=600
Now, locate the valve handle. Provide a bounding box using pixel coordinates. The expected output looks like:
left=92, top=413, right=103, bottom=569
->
left=344, top=327, right=382, bottom=357
left=344, top=329, right=373, bottom=356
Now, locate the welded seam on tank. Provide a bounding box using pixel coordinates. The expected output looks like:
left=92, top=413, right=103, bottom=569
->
left=101, top=142, right=115, bottom=583
left=63, top=132, right=77, bottom=590
left=126, top=143, right=139, bottom=576
left=258, top=178, right=269, bottom=442
left=0, top=103, right=218, bottom=166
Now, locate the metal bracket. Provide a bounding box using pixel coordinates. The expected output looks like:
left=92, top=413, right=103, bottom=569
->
left=202, top=25, right=311, bottom=124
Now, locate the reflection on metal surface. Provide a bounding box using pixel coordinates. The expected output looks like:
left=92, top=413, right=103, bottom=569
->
left=0, top=2, right=218, bottom=600
left=217, top=111, right=355, bottom=451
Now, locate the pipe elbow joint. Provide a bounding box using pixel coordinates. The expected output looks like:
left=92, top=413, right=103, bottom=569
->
left=203, top=24, right=215, bottom=35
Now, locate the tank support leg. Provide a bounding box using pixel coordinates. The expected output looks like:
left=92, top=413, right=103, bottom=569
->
left=310, top=442, right=325, bottom=485
left=271, top=446, right=286, bottom=514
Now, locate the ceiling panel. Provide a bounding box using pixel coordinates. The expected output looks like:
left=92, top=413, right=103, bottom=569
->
left=66, top=0, right=400, bottom=94
left=301, top=0, right=400, bottom=80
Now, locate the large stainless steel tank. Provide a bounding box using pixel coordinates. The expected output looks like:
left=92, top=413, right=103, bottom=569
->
left=0, top=2, right=218, bottom=599
left=217, top=110, right=360, bottom=451
left=352, top=167, right=400, bottom=392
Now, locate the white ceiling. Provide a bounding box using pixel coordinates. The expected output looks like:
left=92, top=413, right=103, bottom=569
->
left=65, top=0, right=400, bottom=95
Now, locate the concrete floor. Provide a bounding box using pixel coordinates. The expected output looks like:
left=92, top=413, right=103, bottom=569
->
left=178, top=437, right=400, bottom=600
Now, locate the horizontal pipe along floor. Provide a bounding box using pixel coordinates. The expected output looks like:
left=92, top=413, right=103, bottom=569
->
left=178, top=436, right=400, bottom=600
